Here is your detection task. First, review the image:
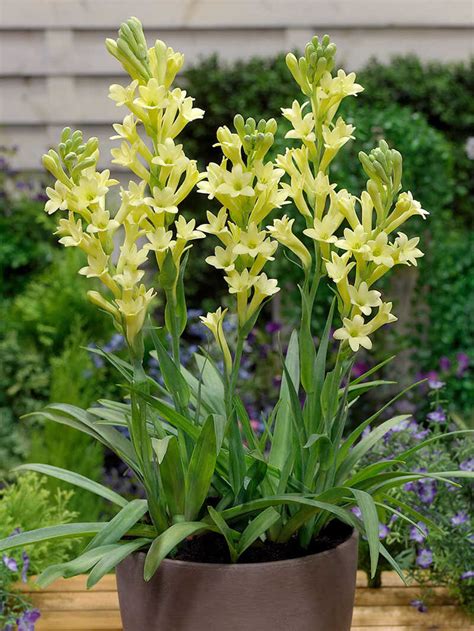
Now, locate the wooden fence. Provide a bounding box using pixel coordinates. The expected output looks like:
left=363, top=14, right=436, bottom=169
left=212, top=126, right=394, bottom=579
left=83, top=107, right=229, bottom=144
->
left=0, top=0, right=473, bottom=171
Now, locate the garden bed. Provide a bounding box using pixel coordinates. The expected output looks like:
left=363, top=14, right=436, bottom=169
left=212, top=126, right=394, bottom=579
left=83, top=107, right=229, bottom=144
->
left=17, top=571, right=473, bottom=630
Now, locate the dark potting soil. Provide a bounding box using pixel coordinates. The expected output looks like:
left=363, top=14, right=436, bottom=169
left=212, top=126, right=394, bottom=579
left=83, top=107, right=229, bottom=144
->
left=173, top=519, right=353, bottom=564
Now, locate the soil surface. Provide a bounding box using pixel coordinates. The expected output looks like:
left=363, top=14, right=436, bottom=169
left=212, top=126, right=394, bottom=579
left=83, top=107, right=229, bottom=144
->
left=173, top=519, right=353, bottom=564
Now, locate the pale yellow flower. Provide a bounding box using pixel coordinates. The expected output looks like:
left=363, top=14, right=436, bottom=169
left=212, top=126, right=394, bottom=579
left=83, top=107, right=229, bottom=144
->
left=175, top=216, right=205, bottom=246
left=225, top=269, right=257, bottom=294
left=111, top=142, right=138, bottom=168
left=199, top=208, right=230, bottom=241
left=108, top=81, right=138, bottom=107
left=145, top=186, right=179, bottom=215
left=134, top=78, right=169, bottom=110
left=55, top=214, right=87, bottom=248
left=71, top=169, right=115, bottom=209
left=322, top=117, right=355, bottom=151
left=45, top=180, right=69, bottom=214
left=324, top=251, right=355, bottom=284
left=267, top=215, right=312, bottom=269
left=111, top=114, right=138, bottom=142
left=367, top=302, right=397, bottom=333
left=335, top=225, right=370, bottom=255
left=197, top=162, right=225, bottom=200
left=115, top=285, right=156, bottom=344
left=366, top=232, right=395, bottom=268
left=200, top=307, right=232, bottom=373
left=232, top=223, right=268, bottom=258
left=113, top=267, right=145, bottom=290
left=247, top=273, right=280, bottom=318
left=348, top=281, right=382, bottom=316
left=333, top=314, right=372, bottom=352
left=216, top=164, right=254, bottom=198
left=87, top=207, right=119, bottom=234
left=151, top=139, right=188, bottom=169
left=282, top=100, right=316, bottom=143
left=79, top=248, right=110, bottom=279
left=392, top=232, right=424, bottom=266
left=145, top=227, right=176, bottom=253
left=303, top=213, right=343, bottom=244
left=205, top=245, right=236, bottom=271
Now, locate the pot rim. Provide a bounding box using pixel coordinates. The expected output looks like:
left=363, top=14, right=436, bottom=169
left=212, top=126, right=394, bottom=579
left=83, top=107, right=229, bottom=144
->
left=129, top=527, right=358, bottom=572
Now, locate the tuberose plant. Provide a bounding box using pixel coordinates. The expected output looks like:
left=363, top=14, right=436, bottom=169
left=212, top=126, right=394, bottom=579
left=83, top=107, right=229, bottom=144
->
left=1, top=18, right=471, bottom=586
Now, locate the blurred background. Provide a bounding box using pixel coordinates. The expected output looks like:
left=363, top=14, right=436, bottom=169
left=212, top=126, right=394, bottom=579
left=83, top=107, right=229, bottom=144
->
left=0, top=0, right=473, bottom=618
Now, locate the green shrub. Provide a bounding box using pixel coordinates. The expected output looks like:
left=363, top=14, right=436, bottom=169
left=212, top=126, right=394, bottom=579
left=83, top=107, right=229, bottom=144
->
left=357, top=55, right=474, bottom=224
left=28, top=329, right=106, bottom=520
left=0, top=473, right=77, bottom=628
left=0, top=153, right=56, bottom=298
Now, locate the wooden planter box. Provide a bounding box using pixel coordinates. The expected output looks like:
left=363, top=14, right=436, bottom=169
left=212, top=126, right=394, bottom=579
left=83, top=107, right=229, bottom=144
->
left=17, top=571, right=473, bottom=630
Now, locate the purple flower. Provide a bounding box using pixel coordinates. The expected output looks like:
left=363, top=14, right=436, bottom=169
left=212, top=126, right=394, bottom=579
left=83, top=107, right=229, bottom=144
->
left=17, top=609, right=41, bottom=631
left=461, top=570, right=474, bottom=580
left=416, top=548, right=433, bottom=569
left=428, top=378, right=445, bottom=390
left=409, top=522, right=428, bottom=543
left=352, top=361, right=370, bottom=378
left=439, top=356, right=451, bottom=372
left=265, top=321, right=282, bottom=334
left=411, top=599, right=428, bottom=613
left=456, top=352, right=469, bottom=376
left=460, top=458, right=474, bottom=472
left=351, top=506, right=362, bottom=519
left=361, top=425, right=372, bottom=439
left=414, top=429, right=430, bottom=441
left=21, top=551, right=30, bottom=583
left=427, top=407, right=446, bottom=423
left=417, top=479, right=437, bottom=504
left=2, top=554, right=18, bottom=572
left=451, top=511, right=469, bottom=527
left=378, top=523, right=390, bottom=539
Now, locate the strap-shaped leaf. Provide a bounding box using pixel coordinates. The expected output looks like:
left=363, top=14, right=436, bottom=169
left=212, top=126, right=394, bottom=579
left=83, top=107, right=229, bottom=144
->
left=237, top=508, right=280, bottom=557
left=85, top=499, right=149, bottom=551
left=269, top=330, right=299, bottom=471
left=37, top=544, right=119, bottom=588
left=144, top=521, right=211, bottom=581
left=336, top=415, right=411, bottom=482
left=14, top=464, right=128, bottom=508
left=0, top=523, right=106, bottom=553
left=158, top=435, right=186, bottom=516
left=351, top=489, right=380, bottom=577
left=87, top=538, right=151, bottom=588
left=208, top=507, right=238, bottom=562
left=185, top=415, right=217, bottom=520
left=150, top=328, right=190, bottom=410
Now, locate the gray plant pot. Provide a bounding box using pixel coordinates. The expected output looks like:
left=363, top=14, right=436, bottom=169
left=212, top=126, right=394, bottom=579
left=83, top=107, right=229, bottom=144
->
left=116, top=529, right=358, bottom=631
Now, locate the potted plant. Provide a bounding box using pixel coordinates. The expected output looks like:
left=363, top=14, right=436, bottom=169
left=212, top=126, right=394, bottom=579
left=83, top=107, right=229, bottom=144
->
left=1, top=18, right=471, bottom=631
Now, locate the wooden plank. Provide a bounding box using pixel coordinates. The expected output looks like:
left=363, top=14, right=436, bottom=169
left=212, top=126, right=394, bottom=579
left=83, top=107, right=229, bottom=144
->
left=2, top=27, right=473, bottom=78
left=26, top=590, right=120, bottom=611
left=354, top=587, right=452, bottom=606
left=1, top=0, right=473, bottom=29
left=18, top=574, right=118, bottom=592
left=351, top=605, right=472, bottom=626
left=34, top=610, right=123, bottom=630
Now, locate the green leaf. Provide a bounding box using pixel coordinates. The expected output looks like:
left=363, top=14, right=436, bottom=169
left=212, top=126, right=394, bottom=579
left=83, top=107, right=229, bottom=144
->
left=37, top=545, right=119, bottom=588
left=87, top=538, right=151, bottom=589
left=85, top=499, right=149, bottom=551
left=185, top=415, right=217, bottom=520
left=144, top=522, right=211, bottom=581
left=351, top=489, right=380, bottom=578
left=14, top=464, right=128, bottom=508
left=238, top=507, right=280, bottom=557
left=337, top=381, right=422, bottom=465
left=228, top=412, right=247, bottom=496
left=207, top=507, right=238, bottom=562
left=158, top=435, right=186, bottom=516
left=150, top=328, right=190, bottom=410
left=25, top=403, right=138, bottom=471
left=397, top=429, right=473, bottom=460
left=269, top=330, right=299, bottom=472
left=349, top=355, right=395, bottom=385
left=0, top=523, right=107, bottom=553
left=336, top=415, right=411, bottom=482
